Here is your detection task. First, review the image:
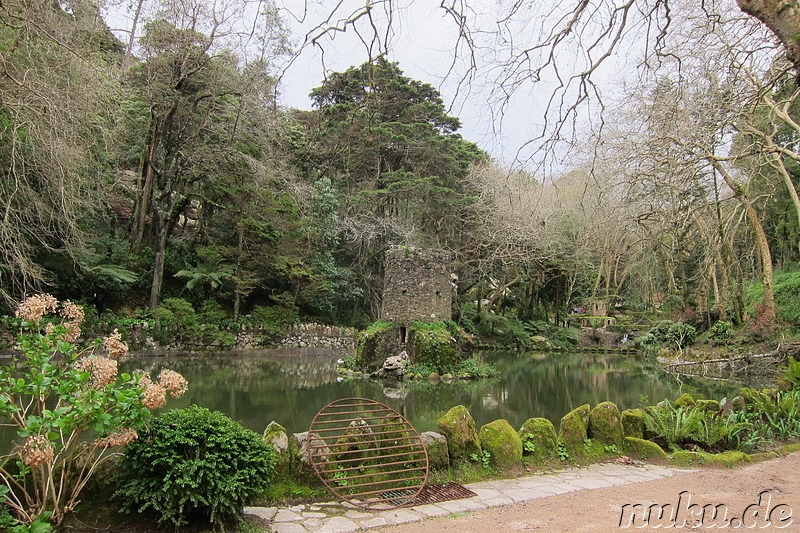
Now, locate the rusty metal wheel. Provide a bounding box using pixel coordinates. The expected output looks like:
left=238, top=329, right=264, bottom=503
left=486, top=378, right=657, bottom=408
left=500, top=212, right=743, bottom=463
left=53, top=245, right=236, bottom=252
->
left=308, top=398, right=429, bottom=509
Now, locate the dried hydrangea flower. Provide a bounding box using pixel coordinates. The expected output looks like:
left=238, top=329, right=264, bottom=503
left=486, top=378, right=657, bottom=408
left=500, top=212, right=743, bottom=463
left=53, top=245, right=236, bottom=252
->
left=102, top=329, right=128, bottom=358
left=158, top=369, right=188, bottom=398
left=15, top=294, right=58, bottom=323
left=21, top=435, right=54, bottom=467
left=60, top=300, right=84, bottom=322
left=139, top=375, right=167, bottom=410
left=94, top=428, right=138, bottom=448
left=75, top=356, right=118, bottom=388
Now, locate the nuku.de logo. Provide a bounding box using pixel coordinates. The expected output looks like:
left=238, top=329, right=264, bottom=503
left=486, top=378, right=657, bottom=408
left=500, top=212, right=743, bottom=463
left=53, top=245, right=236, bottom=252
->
left=618, top=490, right=793, bottom=529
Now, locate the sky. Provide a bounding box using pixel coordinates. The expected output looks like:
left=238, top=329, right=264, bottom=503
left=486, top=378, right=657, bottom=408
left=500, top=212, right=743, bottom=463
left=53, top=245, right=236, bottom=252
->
left=103, top=0, right=633, bottom=174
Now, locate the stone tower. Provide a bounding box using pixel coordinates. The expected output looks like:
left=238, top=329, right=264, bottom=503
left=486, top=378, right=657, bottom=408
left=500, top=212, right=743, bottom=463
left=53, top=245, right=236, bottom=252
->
left=381, top=246, right=453, bottom=345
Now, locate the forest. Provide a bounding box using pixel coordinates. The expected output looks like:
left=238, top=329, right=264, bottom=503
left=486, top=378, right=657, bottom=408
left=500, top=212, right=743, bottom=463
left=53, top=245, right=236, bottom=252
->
left=2, top=0, right=800, bottom=347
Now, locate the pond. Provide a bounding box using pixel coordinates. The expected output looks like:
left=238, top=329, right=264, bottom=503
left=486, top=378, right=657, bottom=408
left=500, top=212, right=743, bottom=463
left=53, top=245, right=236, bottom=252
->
left=117, top=349, right=752, bottom=436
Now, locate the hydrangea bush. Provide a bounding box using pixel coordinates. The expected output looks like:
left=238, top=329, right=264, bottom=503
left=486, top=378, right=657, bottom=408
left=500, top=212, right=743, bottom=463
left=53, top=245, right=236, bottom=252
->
left=0, top=295, right=188, bottom=531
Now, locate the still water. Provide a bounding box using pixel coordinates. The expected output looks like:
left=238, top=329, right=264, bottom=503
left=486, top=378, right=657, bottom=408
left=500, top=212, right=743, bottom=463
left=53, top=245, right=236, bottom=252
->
left=119, top=350, right=746, bottom=436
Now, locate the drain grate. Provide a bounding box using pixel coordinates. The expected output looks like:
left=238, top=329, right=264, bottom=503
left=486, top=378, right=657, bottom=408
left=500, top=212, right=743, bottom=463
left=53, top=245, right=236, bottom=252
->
left=385, top=482, right=476, bottom=507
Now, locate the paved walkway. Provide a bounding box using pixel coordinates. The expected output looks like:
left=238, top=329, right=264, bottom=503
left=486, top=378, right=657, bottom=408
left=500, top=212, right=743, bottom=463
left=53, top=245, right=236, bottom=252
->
left=244, top=462, right=679, bottom=533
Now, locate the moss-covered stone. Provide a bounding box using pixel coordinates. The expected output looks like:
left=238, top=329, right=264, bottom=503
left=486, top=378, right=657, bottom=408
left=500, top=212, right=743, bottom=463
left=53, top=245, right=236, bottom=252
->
left=558, top=404, right=590, bottom=459
left=288, top=432, right=328, bottom=485
left=420, top=431, right=449, bottom=470
left=409, top=321, right=468, bottom=371
left=623, top=437, right=668, bottom=461
left=695, top=399, right=720, bottom=412
left=354, top=321, right=395, bottom=372
left=621, top=409, right=645, bottom=439
left=437, top=405, right=481, bottom=465
left=777, top=443, right=800, bottom=456
left=671, top=450, right=750, bottom=468
left=747, top=452, right=779, bottom=463
left=672, top=450, right=703, bottom=467
left=588, top=402, right=624, bottom=448
left=705, top=451, right=750, bottom=468
left=518, top=418, right=558, bottom=464
left=674, top=393, right=696, bottom=408
left=264, top=421, right=290, bottom=475
left=333, top=418, right=376, bottom=462
left=479, top=419, right=522, bottom=471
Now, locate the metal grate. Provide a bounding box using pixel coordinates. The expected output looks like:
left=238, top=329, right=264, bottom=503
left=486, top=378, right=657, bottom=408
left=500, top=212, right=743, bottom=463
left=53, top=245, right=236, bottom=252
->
left=395, top=482, right=477, bottom=507
left=308, top=398, right=429, bottom=509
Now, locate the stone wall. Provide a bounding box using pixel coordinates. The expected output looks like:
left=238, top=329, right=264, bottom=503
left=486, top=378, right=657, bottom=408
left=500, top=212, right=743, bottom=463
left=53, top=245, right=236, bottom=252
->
left=381, top=246, right=453, bottom=327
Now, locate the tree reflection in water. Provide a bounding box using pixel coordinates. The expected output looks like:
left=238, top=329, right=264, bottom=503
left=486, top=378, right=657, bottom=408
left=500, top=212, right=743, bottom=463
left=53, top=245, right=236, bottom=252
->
left=117, top=350, right=750, bottom=437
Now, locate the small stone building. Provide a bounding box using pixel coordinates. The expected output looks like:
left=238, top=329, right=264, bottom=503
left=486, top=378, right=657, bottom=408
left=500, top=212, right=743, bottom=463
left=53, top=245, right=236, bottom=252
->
left=381, top=246, right=453, bottom=346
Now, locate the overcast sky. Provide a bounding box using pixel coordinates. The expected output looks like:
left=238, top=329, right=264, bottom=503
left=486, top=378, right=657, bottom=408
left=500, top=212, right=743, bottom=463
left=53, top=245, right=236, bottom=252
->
left=104, top=0, right=631, bottom=173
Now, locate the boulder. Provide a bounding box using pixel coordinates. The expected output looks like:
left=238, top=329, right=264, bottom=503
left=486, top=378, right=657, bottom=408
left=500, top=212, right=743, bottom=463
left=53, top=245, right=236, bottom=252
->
left=621, top=408, right=645, bottom=440
left=479, top=419, right=522, bottom=471
left=381, top=350, right=409, bottom=379
left=558, top=404, right=591, bottom=459
left=518, top=417, right=558, bottom=464
left=588, top=402, right=624, bottom=448
left=420, top=431, right=449, bottom=470
left=263, top=421, right=291, bottom=476
left=623, top=437, right=667, bottom=462
left=436, top=405, right=481, bottom=465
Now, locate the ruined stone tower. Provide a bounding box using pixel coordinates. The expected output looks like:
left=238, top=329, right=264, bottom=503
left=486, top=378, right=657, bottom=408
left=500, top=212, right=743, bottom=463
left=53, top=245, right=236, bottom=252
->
left=381, top=246, right=453, bottom=345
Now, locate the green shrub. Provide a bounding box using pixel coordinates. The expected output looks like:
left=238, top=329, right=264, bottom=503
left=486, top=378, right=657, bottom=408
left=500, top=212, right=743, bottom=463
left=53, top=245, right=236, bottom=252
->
left=708, top=320, right=733, bottom=345
left=666, top=322, right=697, bottom=349
left=153, top=298, right=198, bottom=329
left=114, top=406, right=275, bottom=531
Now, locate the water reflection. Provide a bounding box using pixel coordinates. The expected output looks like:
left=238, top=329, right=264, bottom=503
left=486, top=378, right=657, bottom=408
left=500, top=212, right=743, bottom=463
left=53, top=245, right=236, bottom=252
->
left=116, top=350, right=749, bottom=436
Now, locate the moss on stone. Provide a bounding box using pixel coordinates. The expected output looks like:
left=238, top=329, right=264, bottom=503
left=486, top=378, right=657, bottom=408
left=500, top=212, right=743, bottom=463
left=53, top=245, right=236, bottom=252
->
left=436, top=405, right=481, bottom=465
left=263, top=421, right=290, bottom=475
left=420, top=431, right=449, bottom=470
left=623, top=437, right=668, bottom=462
left=558, top=404, right=590, bottom=459
left=674, top=393, right=696, bottom=408
left=747, top=452, right=779, bottom=463
left=672, top=450, right=703, bottom=467
left=621, top=409, right=645, bottom=439
left=409, top=321, right=468, bottom=372
left=672, top=450, right=750, bottom=468
left=354, top=321, right=395, bottom=372
left=704, top=451, right=750, bottom=468
left=588, top=402, right=624, bottom=448
left=695, top=399, right=720, bottom=412
left=777, top=443, right=800, bottom=456
left=479, top=419, right=522, bottom=471
left=518, top=417, right=558, bottom=464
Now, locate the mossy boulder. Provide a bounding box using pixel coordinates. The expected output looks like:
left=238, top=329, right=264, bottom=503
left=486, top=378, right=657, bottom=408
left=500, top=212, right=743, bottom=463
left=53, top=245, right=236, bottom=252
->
left=334, top=418, right=376, bottom=462
left=558, top=404, right=590, bottom=459
left=354, top=321, right=395, bottom=372
left=621, top=408, right=645, bottom=439
left=777, top=443, right=800, bottom=456
left=437, top=405, right=481, bottom=465
left=588, top=402, right=624, bottom=448
left=623, top=437, right=668, bottom=462
left=518, top=418, right=558, bottom=464
left=673, top=450, right=750, bottom=468
left=674, top=393, right=696, bottom=408
left=704, top=451, right=750, bottom=468
left=695, top=399, right=720, bottom=412
left=671, top=450, right=703, bottom=467
left=409, top=321, right=471, bottom=371
left=747, top=452, right=779, bottom=463
left=288, top=432, right=328, bottom=485
left=479, top=419, right=522, bottom=471
left=263, top=421, right=290, bottom=474
left=420, top=431, right=449, bottom=470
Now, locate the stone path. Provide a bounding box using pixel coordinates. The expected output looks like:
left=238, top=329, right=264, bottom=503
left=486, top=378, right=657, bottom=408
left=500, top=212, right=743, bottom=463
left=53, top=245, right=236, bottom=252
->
left=244, top=462, right=678, bottom=533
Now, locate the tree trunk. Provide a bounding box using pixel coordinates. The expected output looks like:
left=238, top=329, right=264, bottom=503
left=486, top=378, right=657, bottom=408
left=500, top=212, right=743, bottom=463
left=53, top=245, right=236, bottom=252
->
left=710, top=159, right=776, bottom=320
left=737, top=0, right=800, bottom=77
left=149, top=212, right=167, bottom=311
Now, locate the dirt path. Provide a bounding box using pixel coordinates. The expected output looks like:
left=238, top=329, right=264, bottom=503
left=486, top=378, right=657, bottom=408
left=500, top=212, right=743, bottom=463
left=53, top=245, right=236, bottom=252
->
left=372, top=453, right=800, bottom=532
